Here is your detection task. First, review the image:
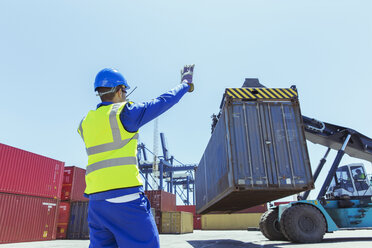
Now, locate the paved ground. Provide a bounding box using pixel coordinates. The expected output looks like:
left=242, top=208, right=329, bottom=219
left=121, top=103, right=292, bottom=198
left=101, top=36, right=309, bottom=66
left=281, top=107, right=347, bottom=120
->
left=1, top=230, right=371, bottom=248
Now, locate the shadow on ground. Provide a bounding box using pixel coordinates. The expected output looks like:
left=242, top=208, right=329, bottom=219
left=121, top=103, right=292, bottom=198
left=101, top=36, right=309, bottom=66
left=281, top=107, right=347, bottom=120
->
left=187, top=239, right=286, bottom=248
left=187, top=237, right=372, bottom=248
left=322, top=237, right=372, bottom=243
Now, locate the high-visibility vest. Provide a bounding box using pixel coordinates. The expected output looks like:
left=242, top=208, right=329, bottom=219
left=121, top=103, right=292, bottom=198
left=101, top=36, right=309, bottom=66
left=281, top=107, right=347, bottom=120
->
left=78, top=102, right=142, bottom=194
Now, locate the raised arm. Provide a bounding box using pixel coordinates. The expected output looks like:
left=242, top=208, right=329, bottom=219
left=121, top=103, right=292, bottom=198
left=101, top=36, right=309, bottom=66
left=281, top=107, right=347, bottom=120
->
left=120, top=83, right=190, bottom=132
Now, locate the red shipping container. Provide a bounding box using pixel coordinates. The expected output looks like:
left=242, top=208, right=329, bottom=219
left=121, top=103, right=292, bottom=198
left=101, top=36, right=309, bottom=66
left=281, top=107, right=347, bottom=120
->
left=56, top=202, right=71, bottom=239
left=194, top=215, right=202, bottom=230
left=0, top=143, right=64, bottom=199
left=234, top=204, right=268, bottom=213
left=0, top=193, right=59, bottom=244
left=176, top=205, right=201, bottom=230
left=61, top=166, right=88, bottom=202
left=145, top=190, right=176, bottom=211
left=176, top=205, right=196, bottom=214
left=57, top=224, right=69, bottom=239
left=274, top=201, right=292, bottom=206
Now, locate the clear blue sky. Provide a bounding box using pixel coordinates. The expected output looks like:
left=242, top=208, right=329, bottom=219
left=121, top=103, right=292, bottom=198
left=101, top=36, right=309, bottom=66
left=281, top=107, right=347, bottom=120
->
left=1, top=0, right=371, bottom=198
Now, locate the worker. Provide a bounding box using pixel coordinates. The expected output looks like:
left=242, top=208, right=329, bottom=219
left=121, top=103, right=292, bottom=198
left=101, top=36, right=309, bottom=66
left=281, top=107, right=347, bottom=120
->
left=77, top=65, right=195, bottom=248
left=354, top=169, right=366, bottom=180
left=354, top=168, right=369, bottom=191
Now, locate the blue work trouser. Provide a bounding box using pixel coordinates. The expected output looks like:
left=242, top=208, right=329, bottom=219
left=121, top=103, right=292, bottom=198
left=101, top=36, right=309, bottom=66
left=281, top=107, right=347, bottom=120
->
left=88, top=193, right=160, bottom=248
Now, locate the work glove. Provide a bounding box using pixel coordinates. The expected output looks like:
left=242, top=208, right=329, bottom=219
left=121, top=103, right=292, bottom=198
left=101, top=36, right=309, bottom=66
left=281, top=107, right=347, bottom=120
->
left=181, top=64, right=195, bottom=92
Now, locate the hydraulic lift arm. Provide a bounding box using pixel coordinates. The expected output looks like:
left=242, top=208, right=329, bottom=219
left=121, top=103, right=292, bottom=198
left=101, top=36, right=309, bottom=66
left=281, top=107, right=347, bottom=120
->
left=302, top=116, right=372, bottom=163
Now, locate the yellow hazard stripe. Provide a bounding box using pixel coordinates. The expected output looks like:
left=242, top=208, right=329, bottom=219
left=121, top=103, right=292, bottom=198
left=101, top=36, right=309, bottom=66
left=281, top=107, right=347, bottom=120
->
left=283, top=89, right=293, bottom=97
left=232, top=89, right=244, bottom=98
left=248, top=88, right=263, bottom=98
left=270, top=89, right=282, bottom=98
left=227, top=91, right=235, bottom=98
left=240, top=88, right=256, bottom=98
left=236, top=88, right=250, bottom=98
left=274, top=88, right=290, bottom=98
left=262, top=88, right=276, bottom=98
left=256, top=88, right=269, bottom=98
left=226, top=88, right=297, bottom=100
left=289, top=88, right=298, bottom=96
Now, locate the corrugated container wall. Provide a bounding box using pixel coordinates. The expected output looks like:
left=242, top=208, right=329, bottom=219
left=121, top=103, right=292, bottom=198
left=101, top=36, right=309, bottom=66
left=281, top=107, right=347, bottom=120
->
left=201, top=213, right=263, bottom=230
left=0, top=143, right=64, bottom=199
left=61, top=166, right=88, bottom=201
left=196, top=86, right=313, bottom=214
left=67, top=202, right=89, bottom=239
left=161, top=211, right=193, bottom=234
left=0, top=193, right=59, bottom=244
left=56, top=202, right=71, bottom=239
left=176, top=205, right=202, bottom=230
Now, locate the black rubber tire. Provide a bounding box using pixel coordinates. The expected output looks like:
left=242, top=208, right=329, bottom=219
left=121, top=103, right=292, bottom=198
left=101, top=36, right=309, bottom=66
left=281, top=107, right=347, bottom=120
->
left=280, top=204, right=326, bottom=243
left=259, top=208, right=287, bottom=241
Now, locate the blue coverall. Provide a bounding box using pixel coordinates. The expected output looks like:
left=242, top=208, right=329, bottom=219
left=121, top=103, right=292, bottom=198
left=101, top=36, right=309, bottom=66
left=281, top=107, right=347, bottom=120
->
left=86, top=83, right=190, bottom=248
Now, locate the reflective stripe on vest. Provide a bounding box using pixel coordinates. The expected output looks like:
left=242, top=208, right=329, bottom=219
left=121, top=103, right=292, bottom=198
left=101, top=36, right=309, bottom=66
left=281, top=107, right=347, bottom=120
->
left=86, top=156, right=137, bottom=175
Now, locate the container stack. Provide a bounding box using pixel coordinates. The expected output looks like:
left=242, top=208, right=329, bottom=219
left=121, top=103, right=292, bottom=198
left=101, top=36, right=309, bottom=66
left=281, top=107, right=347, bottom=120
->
left=0, top=143, right=64, bottom=244
left=196, top=81, right=314, bottom=214
left=145, top=190, right=193, bottom=234
left=56, top=166, right=89, bottom=239
left=145, top=190, right=176, bottom=232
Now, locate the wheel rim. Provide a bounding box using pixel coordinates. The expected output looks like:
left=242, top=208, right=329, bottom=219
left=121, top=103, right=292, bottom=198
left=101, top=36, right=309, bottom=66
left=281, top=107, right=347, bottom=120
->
left=298, top=215, right=315, bottom=232
left=298, top=216, right=315, bottom=232
left=273, top=220, right=281, bottom=232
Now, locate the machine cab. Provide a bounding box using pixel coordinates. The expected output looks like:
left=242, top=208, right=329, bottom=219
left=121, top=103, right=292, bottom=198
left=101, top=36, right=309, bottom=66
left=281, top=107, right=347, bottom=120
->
left=326, top=163, right=372, bottom=199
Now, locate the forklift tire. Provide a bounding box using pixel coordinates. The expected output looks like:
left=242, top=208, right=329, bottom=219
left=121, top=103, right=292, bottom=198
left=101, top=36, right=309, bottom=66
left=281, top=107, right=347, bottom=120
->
left=259, top=208, right=287, bottom=241
left=280, top=204, right=326, bottom=243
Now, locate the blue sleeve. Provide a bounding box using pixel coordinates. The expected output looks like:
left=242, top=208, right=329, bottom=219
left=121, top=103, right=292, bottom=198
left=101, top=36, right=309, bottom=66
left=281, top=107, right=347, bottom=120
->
left=120, top=83, right=190, bottom=132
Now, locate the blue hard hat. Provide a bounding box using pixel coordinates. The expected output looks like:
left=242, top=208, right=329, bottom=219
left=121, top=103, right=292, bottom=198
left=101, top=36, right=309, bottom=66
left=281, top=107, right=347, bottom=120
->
left=94, top=68, right=130, bottom=91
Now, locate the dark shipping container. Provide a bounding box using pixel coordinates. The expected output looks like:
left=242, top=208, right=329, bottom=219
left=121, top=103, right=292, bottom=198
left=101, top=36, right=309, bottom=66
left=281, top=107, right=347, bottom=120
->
left=67, top=201, right=89, bottom=239
left=0, top=143, right=64, bottom=199
left=0, top=193, right=59, bottom=244
left=56, top=202, right=71, bottom=239
left=196, top=86, right=313, bottom=214
left=61, top=166, right=88, bottom=202
left=234, top=204, right=267, bottom=213
left=145, top=190, right=176, bottom=211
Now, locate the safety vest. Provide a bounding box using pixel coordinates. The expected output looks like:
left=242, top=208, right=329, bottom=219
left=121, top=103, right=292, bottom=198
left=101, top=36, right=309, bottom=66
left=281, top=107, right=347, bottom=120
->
left=78, top=102, right=142, bottom=194
left=357, top=174, right=366, bottom=180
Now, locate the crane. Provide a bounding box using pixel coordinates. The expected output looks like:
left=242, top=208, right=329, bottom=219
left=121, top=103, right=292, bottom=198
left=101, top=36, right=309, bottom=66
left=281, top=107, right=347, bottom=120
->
left=137, top=132, right=197, bottom=205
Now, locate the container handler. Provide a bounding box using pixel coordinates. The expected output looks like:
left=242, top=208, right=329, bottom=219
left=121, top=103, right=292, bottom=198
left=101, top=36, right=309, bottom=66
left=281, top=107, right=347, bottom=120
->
left=260, top=114, right=372, bottom=243
left=196, top=79, right=372, bottom=243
